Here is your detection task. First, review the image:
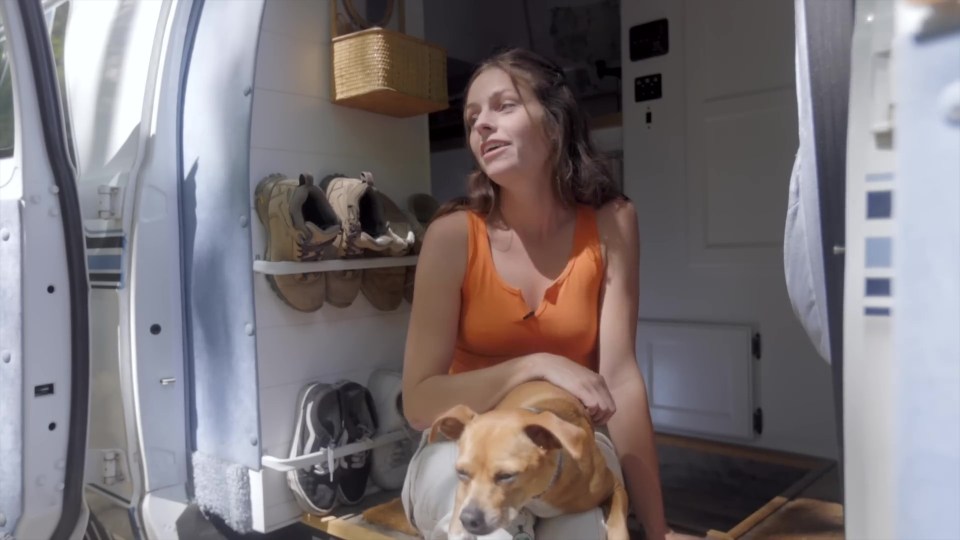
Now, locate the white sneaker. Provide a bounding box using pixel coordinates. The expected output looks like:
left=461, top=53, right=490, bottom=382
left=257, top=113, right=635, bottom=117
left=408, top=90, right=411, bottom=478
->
left=368, top=369, right=417, bottom=490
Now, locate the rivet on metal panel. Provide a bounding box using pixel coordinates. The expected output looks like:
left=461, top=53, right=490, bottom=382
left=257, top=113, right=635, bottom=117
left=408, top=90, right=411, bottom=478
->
left=0, top=512, right=6, bottom=527
left=243, top=86, right=253, bottom=96
left=56, top=483, right=64, bottom=492
left=244, top=323, right=254, bottom=336
left=1, top=351, right=10, bottom=363
left=0, top=229, right=8, bottom=241
left=240, top=215, right=249, bottom=228
left=250, top=437, right=258, bottom=446
left=49, top=206, right=60, bottom=217
left=49, top=186, right=59, bottom=195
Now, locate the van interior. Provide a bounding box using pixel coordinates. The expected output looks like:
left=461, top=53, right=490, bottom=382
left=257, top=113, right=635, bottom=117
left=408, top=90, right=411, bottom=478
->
left=3, top=0, right=956, bottom=539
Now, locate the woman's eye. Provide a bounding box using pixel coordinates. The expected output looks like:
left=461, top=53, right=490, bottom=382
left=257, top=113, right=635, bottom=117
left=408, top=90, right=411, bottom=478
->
left=500, top=101, right=516, bottom=111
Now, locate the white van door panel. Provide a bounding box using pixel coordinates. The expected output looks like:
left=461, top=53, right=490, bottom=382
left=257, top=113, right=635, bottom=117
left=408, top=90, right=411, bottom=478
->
left=0, top=0, right=89, bottom=538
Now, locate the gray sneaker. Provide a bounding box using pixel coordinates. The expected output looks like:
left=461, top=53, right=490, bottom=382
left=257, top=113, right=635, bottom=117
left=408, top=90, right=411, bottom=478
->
left=334, top=381, right=378, bottom=506
left=286, top=382, right=342, bottom=515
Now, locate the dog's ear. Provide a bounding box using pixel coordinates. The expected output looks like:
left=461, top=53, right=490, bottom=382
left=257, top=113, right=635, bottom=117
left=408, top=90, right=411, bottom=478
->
left=523, top=412, right=588, bottom=461
left=427, top=404, right=476, bottom=443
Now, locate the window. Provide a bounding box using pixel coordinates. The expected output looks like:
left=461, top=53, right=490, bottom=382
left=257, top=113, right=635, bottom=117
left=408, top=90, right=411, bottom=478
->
left=0, top=20, right=14, bottom=158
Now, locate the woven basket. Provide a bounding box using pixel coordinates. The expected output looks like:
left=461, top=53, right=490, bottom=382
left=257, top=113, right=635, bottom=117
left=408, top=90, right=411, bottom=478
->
left=332, top=27, right=448, bottom=118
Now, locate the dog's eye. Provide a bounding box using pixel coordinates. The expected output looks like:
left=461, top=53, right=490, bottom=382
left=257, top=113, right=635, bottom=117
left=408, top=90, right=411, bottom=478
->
left=494, top=472, right=517, bottom=484
left=456, top=469, right=471, bottom=482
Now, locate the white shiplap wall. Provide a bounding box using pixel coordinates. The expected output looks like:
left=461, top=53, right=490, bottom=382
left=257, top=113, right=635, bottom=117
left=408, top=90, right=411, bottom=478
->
left=246, top=0, right=430, bottom=530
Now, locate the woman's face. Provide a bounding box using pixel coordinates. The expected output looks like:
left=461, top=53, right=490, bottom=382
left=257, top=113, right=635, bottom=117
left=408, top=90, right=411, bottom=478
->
left=464, top=68, right=552, bottom=189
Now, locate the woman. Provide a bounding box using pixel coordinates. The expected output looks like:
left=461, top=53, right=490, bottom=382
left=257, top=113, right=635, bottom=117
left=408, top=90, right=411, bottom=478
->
left=401, top=48, right=694, bottom=540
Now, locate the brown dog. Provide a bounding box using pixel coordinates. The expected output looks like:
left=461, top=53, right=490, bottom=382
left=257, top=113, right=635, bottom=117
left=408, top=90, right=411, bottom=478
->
left=428, top=381, right=630, bottom=540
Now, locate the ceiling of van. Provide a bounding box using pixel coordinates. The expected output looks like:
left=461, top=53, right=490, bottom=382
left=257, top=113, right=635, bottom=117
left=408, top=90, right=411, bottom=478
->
left=422, top=0, right=622, bottom=148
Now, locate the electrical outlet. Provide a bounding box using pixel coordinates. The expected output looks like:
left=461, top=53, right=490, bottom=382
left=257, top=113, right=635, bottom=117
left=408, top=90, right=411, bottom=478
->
left=635, top=73, right=662, bottom=102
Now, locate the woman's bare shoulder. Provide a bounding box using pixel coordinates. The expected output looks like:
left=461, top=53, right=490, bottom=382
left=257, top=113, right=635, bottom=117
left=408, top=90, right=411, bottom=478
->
left=418, top=210, right=471, bottom=279
left=423, top=209, right=470, bottom=249
left=595, top=197, right=638, bottom=245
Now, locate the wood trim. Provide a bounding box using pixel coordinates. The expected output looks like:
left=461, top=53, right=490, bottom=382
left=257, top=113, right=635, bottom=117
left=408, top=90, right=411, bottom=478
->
left=724, top=460, right=836, bottom=538
left=303, top=512, right=401, bottom=540
left=725, top=496, right=791, bottom=538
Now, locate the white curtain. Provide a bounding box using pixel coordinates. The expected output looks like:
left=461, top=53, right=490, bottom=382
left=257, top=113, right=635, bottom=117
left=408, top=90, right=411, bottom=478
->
left=783, top=0, right=831, bottom=363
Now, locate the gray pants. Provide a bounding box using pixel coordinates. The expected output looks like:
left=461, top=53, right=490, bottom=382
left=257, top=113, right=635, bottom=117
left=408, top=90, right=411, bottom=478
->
left=401, top=430, right=624, bottom=539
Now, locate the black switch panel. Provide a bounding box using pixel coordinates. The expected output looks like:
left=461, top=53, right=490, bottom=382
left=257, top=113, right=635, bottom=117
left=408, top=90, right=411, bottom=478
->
left=635, top=73, right=662, bottom=102
left=629, top=18, right=669, bottom=61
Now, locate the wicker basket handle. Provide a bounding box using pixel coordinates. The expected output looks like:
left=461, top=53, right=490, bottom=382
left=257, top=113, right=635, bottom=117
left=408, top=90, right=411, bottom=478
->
left=332, top=0, right=406, bottom=37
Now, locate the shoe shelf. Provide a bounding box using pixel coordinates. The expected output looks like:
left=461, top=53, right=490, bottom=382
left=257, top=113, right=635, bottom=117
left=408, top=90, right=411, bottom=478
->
left=261, top=429, right=411, bottom=472
left=252, top=255, right=418, bottom=275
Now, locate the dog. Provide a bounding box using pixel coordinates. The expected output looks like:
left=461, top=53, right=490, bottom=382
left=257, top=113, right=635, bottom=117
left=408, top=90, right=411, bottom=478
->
left=427, top=380, right=630, bottom=540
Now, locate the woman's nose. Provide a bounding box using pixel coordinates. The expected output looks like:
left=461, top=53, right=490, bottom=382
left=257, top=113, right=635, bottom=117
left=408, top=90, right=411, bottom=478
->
left=473, top=110, right=494, bottom=132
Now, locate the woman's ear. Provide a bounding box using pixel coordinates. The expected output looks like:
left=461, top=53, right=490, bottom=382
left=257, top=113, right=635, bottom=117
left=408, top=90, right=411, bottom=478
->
left=427, top=404, right=477, bottom=443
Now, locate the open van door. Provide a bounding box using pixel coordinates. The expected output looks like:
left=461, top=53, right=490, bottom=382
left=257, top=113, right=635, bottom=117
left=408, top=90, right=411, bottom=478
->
left=0, top=0, right=90, bottom=538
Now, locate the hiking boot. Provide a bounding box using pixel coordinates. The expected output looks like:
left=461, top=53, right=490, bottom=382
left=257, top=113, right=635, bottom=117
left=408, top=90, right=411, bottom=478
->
left=319, top=172, right=396, bottom=257
left=286, top=382, right=342, bottom=515
left=378, top=190, right=417, bottom=256
left=367, top=370, right=416, bottom=490
left=361, top=191, right=416, bottom=311
left=254, top=173, right=341, bottom=312
left=334, top=381, right=378, bottom=505
left=320, top=172, right=412, bottom=308
left=319, top=172, right=389, bottom=307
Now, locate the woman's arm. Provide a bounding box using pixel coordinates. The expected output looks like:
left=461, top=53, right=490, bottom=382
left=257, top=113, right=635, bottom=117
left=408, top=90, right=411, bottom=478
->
left=401, top=212, right=544, bottom=431
left=596, top=200, right=674, bottom=540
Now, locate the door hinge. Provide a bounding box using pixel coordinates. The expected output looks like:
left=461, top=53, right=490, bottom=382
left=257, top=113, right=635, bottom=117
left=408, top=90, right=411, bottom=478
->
left=753, top=408, right=763, bottom=435
left=751, top=333, right=762, bottom=360
left=97, top=185, right=122, bottom=220
left=102, top=450, right=125, bottom=485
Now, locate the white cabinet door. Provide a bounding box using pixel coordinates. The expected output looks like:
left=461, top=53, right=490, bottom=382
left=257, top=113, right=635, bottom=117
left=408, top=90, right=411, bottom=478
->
left=637, top=321, right=756, bottom=440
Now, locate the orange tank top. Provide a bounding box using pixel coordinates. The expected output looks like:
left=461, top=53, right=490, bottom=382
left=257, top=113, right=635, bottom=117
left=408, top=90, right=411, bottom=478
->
left=449, top=205, right=604, bottom=375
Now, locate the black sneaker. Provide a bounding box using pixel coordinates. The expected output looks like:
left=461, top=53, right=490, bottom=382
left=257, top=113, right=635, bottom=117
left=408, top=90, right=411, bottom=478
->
left=286, top=382, right=342, bottom=515
left=334, top=381, right=379, bottom=505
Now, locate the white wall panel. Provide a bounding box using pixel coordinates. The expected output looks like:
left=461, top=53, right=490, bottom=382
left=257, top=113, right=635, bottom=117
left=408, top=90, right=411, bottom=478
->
left=247, top=0, right=430, bottom=531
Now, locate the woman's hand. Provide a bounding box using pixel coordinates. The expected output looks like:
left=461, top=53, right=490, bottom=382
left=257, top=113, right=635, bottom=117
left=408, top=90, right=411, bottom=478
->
left=534, top=353, right=616, bottom=425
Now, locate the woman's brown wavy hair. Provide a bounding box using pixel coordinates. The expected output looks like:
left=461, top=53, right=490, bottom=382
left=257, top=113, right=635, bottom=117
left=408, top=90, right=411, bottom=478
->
left=434, top=47, right=624, bottom=221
